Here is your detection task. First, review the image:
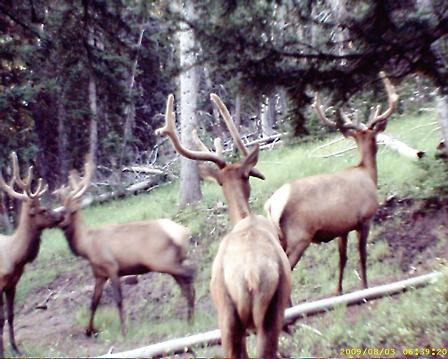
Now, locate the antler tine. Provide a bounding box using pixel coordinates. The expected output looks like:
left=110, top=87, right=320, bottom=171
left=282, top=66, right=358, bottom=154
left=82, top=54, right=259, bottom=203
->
left=210, top=93, right=248, bottom=156
left=214, top=138, right=223, bottom=158
left=367, top=71, right=399, bottom=128
left=192, top=129, right=225, bottom=160
left=156, top=94, right=227, bottom=168
left=209, top=93, right=265, bottom=179
left=27, top=178, right=48, bottom=199
left=71, top=157, right=94, bottom=200
left=312, top=93, right=337, bottom=128
left=192, top=129, right=211, bottom=153
left=10, top=152, right=34, bottom=191
left=338, top=110, right=362, bottom=130
left=0, top=172, right=28, bottom=200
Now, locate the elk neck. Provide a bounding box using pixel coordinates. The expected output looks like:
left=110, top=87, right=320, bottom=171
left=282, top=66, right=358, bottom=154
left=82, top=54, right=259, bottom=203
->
left=13, top=201, right=44, bottom=265
left=222, top=180, right=252, bottom=226
left=62, top=210, right=90, bottom=258
left=356, top=135, right=378, bottom=185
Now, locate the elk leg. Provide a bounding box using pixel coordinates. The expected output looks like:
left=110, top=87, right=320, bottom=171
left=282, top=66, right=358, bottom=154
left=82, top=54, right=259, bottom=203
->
left=256, top=283, right=287, bottom=358
left=0, top=290, right=4, bottom=358
left=85, top=277, right=106, bottom=337
left=110, top=276, right=126, bottom=336
left=285, top=239, right=310, bottom=307
left=173, top=275, right=195, bottom=323
left=337, top=234, right=348, bottom=295
left=357, top=223, right=370, bottom=289
left=5, top=287, right=20, bottom=354
left=219, top=309, right=247, bottom=359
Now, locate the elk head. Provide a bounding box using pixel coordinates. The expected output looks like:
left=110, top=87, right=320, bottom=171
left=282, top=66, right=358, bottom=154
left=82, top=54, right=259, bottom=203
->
left=313, top=72, right=398, bottom=156
left=156, top=94, right=265, bottom=225
left=0, top=152, right=62, bottom=228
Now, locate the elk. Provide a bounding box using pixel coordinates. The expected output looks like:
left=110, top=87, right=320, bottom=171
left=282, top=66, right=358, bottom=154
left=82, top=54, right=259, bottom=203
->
left=54, top=160, right=195, bottom=337
left=0, top=152, right=62, bottom=357
left=156, top=94, right=291, bottom=359
left=265, top=72, right=398, bottom=295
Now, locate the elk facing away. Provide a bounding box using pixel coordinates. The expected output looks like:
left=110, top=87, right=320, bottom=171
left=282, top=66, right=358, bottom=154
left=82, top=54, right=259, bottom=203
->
left=156, top=94, right=291, bottom=359
left=0, top=153, right=62, bottom=357
left=55, top=160, right=195, bottom=336
left=265, top=72, right=398, bottom=295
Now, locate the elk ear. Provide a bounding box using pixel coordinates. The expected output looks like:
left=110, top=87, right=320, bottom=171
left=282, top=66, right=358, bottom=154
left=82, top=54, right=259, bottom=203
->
left=241, top=145, right=265, bottom=180
left=198, top=164, right=221, bottom=184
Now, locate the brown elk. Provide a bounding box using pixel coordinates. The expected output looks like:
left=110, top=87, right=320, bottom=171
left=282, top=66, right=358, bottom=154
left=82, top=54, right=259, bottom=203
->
left=265, top=72, right=398, bottom=295
left=54, top=160, right=195, bottom=337
left=156, top=94, right=291, bottom=359
left=0, top=152, right=63, bottom=357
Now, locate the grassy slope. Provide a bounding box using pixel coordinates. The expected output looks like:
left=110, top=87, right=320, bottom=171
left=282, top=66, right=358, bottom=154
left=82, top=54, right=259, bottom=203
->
left=14, top=109, right=448, bottom=356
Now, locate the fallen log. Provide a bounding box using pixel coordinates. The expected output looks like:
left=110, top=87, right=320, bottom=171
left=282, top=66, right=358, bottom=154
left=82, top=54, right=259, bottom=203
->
left=122, top=166, right=165, bottom=175
left=377, top=133, right=425, bottom=159
left=311, top=134, right=424, bottom=160
left=98, top=271, right=443, bottom=358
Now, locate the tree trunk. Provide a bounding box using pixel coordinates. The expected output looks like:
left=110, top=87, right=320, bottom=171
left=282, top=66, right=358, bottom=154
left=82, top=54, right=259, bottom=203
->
left=436, top=93, right=448, bottom=147
left=260, top=95, right=276, bottom=137
left=88, top=73, right=98, bottom=165
left=57, top=91, right=69, bottom=181
left=234, top=93, right=241, bottom=127
left=120, top=27, right=145, bottom=165
left=178, top=0, right=202, bottom=207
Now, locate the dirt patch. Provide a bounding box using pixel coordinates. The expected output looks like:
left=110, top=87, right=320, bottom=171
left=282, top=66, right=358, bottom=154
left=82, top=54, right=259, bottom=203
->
left=374, top=196, right=448, bottom=272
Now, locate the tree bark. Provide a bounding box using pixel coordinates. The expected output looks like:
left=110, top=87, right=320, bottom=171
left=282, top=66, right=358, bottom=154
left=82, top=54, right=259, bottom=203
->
left=57, top=90, right=69, bottom=181
left=120, top=27, right=145, bottom=165
left=260, top=95, right=276, bottom=137
left=88, top=74, right=98, bottom=165
left=436, top=94, right=448, bottom=146
left=88, top=28, right=99, bottom=165
left=178, top=0, right=202, bottom=207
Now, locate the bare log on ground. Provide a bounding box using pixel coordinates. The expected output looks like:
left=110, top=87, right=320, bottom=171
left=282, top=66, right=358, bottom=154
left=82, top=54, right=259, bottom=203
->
left=98, top=271, right=443, bottom=358
left=122, top=166, right=164, bottom=175
left=377, top=133, right=425, bottom=159
left=312, top=134, right=424, bottom=159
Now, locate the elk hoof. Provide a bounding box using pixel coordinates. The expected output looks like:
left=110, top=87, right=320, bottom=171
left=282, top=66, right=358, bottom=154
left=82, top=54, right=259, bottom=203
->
left=85, top=327, right=99, bottom=337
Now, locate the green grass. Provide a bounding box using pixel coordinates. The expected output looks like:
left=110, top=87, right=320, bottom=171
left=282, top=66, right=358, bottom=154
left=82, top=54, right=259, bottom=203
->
left=11, top=109, right=448, bottom=356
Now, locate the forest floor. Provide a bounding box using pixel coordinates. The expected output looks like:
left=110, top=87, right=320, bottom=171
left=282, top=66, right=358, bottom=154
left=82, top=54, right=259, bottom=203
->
left=4, top=109, right=448, bottom=357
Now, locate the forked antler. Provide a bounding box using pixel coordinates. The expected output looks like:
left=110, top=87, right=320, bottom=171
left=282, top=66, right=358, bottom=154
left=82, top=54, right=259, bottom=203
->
left=366, top=71, right=399, bottom=128
left=55, top=156, right=94, bottom=201
left=0, top=152, right=48, bottom=200
left=312, top=71, right=398, bottom=133
left=156, top=94, right=264, bottom=179
left=155, top=94, right=227, bottom=168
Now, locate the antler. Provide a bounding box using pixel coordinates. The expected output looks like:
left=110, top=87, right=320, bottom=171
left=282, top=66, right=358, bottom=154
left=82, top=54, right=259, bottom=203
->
left=69, top=156, right=94, bottom=200
left=312, top=94, right=360, bottom=131
left=209, top=94, right=265, bottom=179
left=210, top=94, right=250, bottom=156
left=313, top=71, right=398, bottom=133
left=0, top=152, right=48, bottom=200
left=367, top=71, right=399, bottom=128
left=55, top=155, right=94, bottom=202
left=155, top=94, right=227, bottom=168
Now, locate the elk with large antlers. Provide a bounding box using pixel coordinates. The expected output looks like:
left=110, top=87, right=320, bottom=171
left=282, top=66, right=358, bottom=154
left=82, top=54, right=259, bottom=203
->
left=54, top=159, right=195, bottom=337
left=0, top=153, right=62, bottom=357
left=156, top=94, right=291, bottom=358
left=265, top=72, right=399, bottom=295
